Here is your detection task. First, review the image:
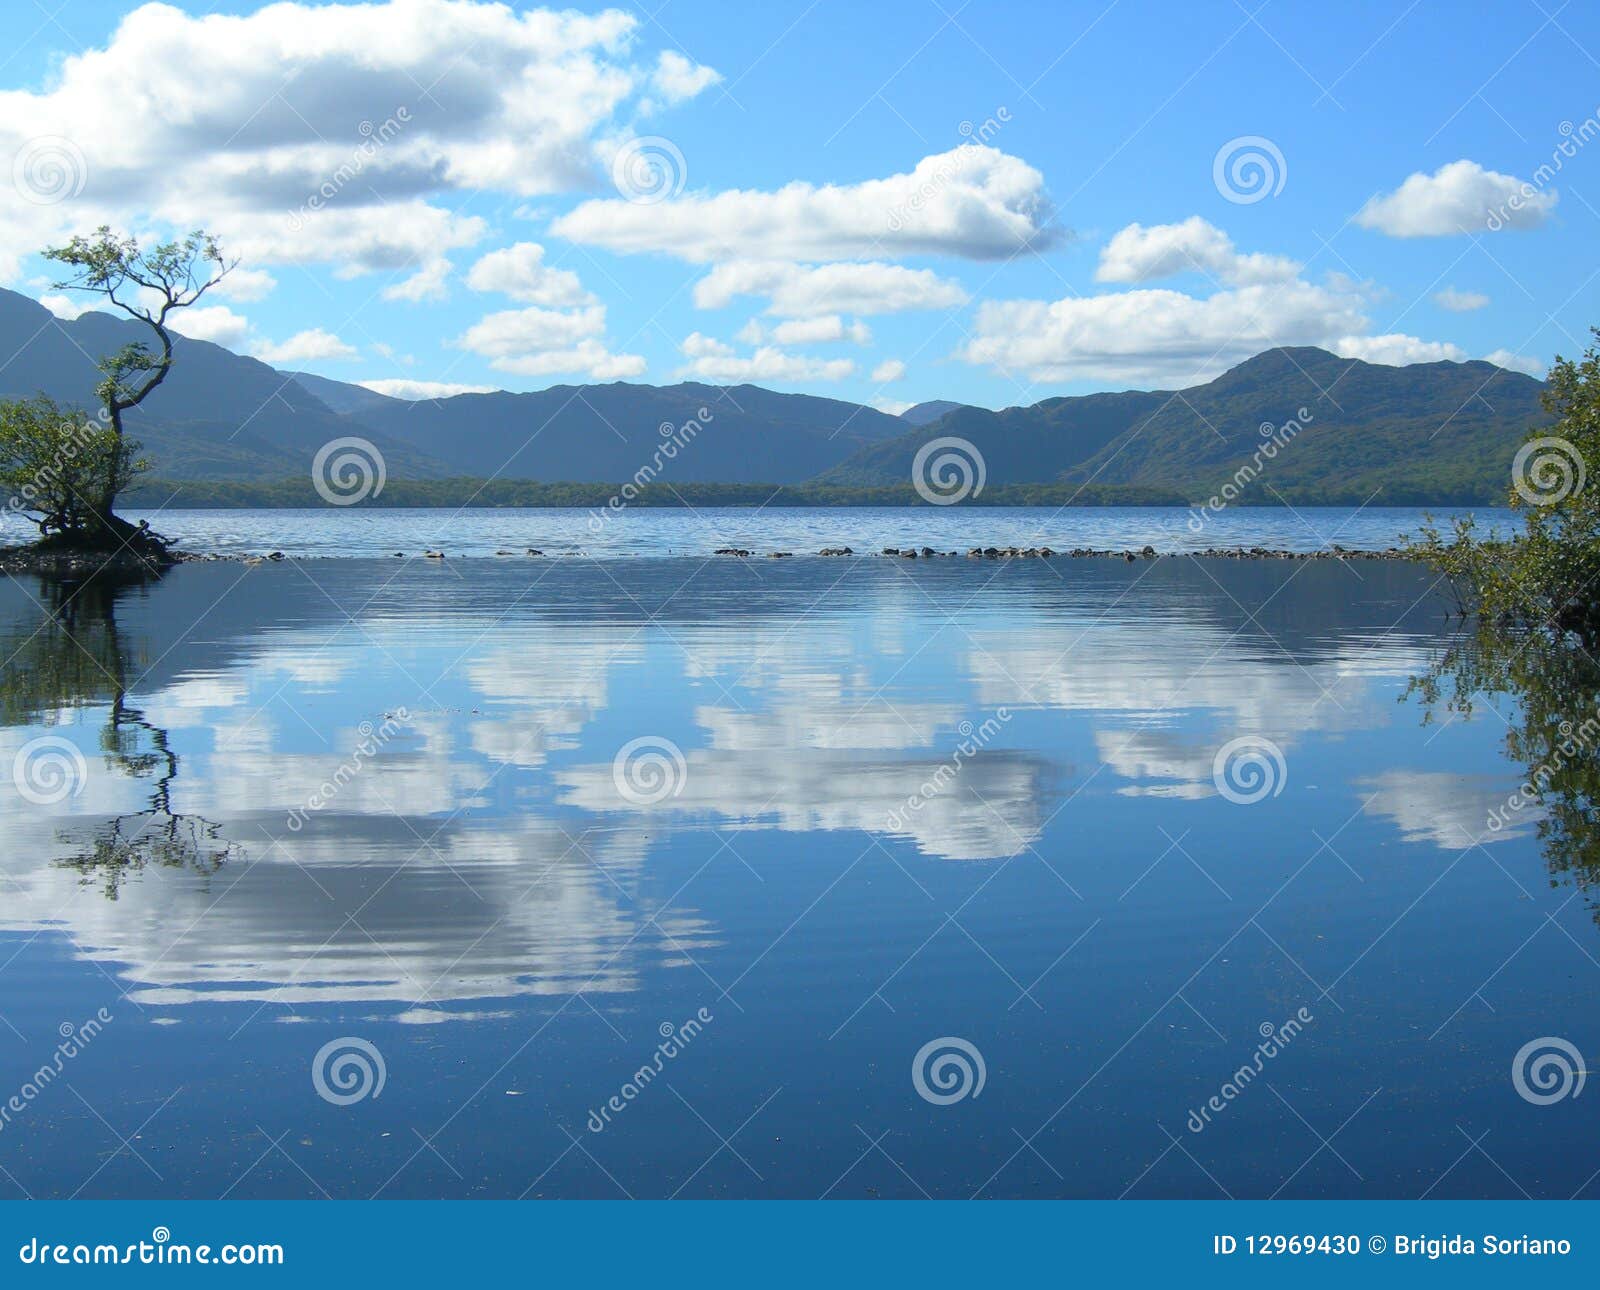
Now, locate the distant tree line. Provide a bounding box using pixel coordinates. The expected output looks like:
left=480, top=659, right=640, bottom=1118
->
left=122, top=477, right=1509, bottom=510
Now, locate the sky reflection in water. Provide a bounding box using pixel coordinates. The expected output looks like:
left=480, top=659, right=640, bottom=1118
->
left=0, top=555, right=1594, bottom=1199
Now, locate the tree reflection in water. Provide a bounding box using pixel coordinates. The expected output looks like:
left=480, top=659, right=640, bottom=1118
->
left=2, top=570, right=239, bottom=899
left=1410, top=620, right=1600, bottom=917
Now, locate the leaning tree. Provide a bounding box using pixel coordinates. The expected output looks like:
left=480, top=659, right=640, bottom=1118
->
left=38, top=227, right=234, bottom=551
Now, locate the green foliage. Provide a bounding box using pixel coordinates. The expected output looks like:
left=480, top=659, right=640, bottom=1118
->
left=30, top=227, right=231, bottom=544
left=1407, top=328, right=1600, bottom=636
left=0, top=395, right=146, bottom=538
left=1409, top=620, right=1600, bottom=920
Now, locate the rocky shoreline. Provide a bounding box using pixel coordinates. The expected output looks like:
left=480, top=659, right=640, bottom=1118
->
left=3, top=542, right=1416, bottom=572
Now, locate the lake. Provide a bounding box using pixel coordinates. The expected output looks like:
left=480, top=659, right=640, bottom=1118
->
left=4, top=503, right=1516, bottom=559
left=0, top=546, right=1595, bottom=1199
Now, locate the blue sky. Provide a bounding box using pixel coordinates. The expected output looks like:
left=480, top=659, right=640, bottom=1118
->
left=2, top=0, right=1597, bottom=411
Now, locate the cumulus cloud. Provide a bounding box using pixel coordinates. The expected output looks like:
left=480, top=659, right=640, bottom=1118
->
left=1356, top=160, right=1557, bottom=236
left=1096, top=217, right=1299, bottom=286
left=960, top=279, right=1370, bottom=384
left=253, top=328, right=359, bottom=364
left=167, top=304, right=252, bottom=348
left=466, top=242, right=594, bottom=306
left=693, top=259, right=969, bottom=317
left=451, top=304, right=643, bottom=378
left=872, top=359, right=907, bottom=382
left=1484, top=348, right=1546, bottom=377
left=382, top=258, right=452, bottom=302
left=0, top=0, right=720, bottom=281
left=652, top=50, right=721, bottom=102
left=554, top=145, right=1055, bottom=262
left=1434, top=286, right=1489, bottom=312
left=960, top=226, right=1474, bottom=385
left=358, top=378, right=497, bottom=399
left=1333, top=334, right=1467, bottom=365
left=37, top=293, right=96, bottom=320
left=740, top=315, right=871, bottom=346
left=213, top=267, right=277, bottom=302
left=678, top=333, right=854, bottom=383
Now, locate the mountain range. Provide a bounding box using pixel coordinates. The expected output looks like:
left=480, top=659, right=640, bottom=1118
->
left=0, top=287, right=1549, bottom=503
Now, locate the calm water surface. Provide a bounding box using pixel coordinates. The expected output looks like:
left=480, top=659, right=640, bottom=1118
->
left=0, top=553, right=1594, bottom=1198
left=4, top=503, right=1517, bottom=558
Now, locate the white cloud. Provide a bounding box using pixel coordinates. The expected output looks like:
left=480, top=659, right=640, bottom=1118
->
left=1333, top=334, right=1467, bottom=365
left=740, top=315, right=872, bottom=346
left=652, top=50, right=721, bottom=103
left=693, top=259, right=968, bottom=317
left=167, top=304, right=252, bottom=348
left=555, top=145, right=1055, bottom=262
left=960, top=278, right=1369, bottom=384
left=0, top=1, right=719, bottom=280
left=1484, top=348, right=1546, bottom=377
left=452, top=304, right=643, bottom=378
left=37, top=293, right=94, bottom=320
left=382, top=258, right=451, bottom=302
left=492, top=339, right=646, bottom=379
left=1434, top=286, right=1489, bottom=312
left=253, top=328, right=358, bottom=364
left=872, top=359, right=907, bottom=382
left=873, top=397, right=914, bottom=414
left=453, top=304, right=606, bottom=357
left=466, top=242, right=593, bottom=306
left=678, top=333, right=854, bottom=383
left=1096, top=217, right=1299, bottom=286
left=213, top=267, right=277, bottom=301
left=357, top=378, right=497, bottom=399
left=1356, top=160, right=1557, bottom=236
left=960, top=226, right=1474, bottom=385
